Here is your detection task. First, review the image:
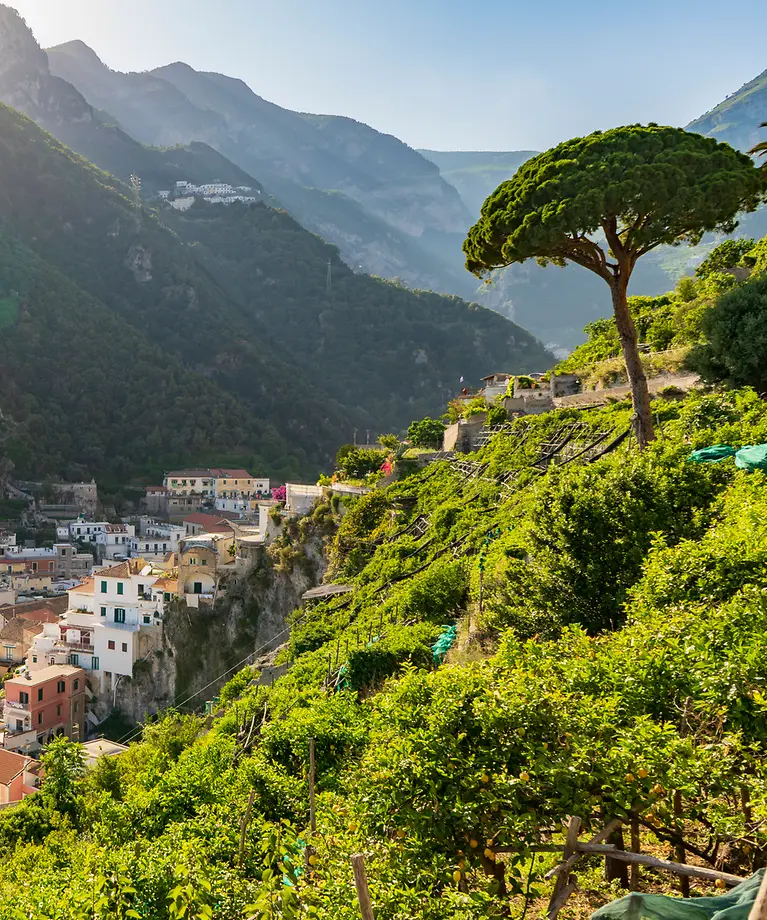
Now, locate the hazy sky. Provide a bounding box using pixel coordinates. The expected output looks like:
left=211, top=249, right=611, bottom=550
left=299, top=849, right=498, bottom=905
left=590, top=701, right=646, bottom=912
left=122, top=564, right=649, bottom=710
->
left=10, top=0, right=767, bottom=151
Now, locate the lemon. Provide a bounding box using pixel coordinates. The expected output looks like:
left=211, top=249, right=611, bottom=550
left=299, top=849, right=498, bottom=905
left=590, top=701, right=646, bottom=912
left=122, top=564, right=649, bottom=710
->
left=453, top=870, right=462, bottom=883
left=637, top=768, right=648, bottom=779
left=484, top=848, right=496, bottom=861
left=308, top=854, right=318, bottom=866
left=469, top=838, right=479, bottom=848
left=519, top=771, right=530, bottom=782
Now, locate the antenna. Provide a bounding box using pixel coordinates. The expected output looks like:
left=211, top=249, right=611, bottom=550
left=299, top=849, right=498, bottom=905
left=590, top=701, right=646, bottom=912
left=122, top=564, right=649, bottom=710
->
left=130, top=174, right=142, bottom=225
left=326, top=260, right=332, bottom=295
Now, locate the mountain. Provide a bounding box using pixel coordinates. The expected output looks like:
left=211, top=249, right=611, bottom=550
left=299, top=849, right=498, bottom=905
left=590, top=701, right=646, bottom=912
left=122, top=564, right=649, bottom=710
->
left=0, top=102, right=551, bottom=484
left=0, top=6, right=264, bottom=196
left=687, top=68, right=767, bottom=152
left=44, top=37, right=475, bottom=297
left=418, top=150, right=539, bottom=215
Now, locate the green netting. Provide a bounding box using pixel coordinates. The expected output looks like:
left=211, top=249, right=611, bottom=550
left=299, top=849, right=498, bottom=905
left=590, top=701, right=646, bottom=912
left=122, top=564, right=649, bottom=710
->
left=735, top=445, right=767, bottom=472
left=688, top=443, right=767, bottom=472
left=592, top=871, right=762, bottom=920
left=688, top=445, right=737, bottom=464
left=432, top=624, right=457, bottom=664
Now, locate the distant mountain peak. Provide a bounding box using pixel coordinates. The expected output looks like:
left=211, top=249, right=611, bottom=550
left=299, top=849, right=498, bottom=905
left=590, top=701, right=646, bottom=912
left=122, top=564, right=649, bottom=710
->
left=47, top=39, right=107, bottom=69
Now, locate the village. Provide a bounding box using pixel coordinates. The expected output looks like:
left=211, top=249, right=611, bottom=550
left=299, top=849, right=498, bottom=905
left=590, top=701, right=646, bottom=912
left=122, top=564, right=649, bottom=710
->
left=0, top=360, right=701, bottom=807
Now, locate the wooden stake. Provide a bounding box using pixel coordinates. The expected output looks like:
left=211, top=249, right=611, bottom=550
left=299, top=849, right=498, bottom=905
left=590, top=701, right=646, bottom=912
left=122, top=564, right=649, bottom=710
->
left=674, top=790, right=689, bottom=897
left=547, top=816, right=581, bottom=920
left=748, top=870, right=767, bottom=920
left=676, top=696, right=691, bottom=897
left=308, top=738, right=316, bottom=834
left=351, top=854, right=375, bottom=920
left=545, top=818, right=622, bottom=880
left=238, top=789, right=256, bottom=867
left=602, top=808, right=629, bottom=888
left=630, top=814, right=640, bottom=891
left=576, top=844, right=745, bottom=886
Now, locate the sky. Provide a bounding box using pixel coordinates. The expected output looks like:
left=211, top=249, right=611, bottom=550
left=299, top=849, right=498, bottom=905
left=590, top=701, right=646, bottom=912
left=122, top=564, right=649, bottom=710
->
left=9, top=0, right=767, bottom=152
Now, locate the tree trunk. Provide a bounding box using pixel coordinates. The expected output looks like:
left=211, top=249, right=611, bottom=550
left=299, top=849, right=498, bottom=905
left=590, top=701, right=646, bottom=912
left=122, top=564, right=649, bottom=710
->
left=610, top=278, right=655, bottom=449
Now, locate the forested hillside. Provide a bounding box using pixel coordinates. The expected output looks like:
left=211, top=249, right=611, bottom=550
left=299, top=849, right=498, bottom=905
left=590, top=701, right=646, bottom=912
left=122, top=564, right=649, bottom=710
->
left=0, top=103, right=550, bottom=483
left=687, top=67, right=767, bottom=152
left=4, top=230, right=767, bottom=916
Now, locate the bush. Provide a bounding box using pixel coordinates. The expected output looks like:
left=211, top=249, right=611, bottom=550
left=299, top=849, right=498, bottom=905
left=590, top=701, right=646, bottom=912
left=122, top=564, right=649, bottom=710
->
left=407, top=417, right=446, bottom=448
left=687, top=271, right=767, bottom=391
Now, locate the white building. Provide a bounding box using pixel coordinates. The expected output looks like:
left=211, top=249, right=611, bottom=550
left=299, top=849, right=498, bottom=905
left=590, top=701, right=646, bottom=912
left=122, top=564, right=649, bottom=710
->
left=285, top=484, right=324, bottom=516
left=163, top=470, right=216, bottom=498
left=0, top=534, right=17, bottom=553
left=28, top=560, right=170, bottom=702
left=95, top=524, right=135, bottom=561
left=69, top=520, right=110, bottom=546
left=169, top=197, right=195, bottom=211
left=129, top=520, right=185, bottom=560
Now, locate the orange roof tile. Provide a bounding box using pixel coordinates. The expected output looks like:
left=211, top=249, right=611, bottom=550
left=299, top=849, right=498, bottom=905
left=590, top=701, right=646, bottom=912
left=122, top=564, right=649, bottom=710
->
left=0, top=749, right=30, bottom=786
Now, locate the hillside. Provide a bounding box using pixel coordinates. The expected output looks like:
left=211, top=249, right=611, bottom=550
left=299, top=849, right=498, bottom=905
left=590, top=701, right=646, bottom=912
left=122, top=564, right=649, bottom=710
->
left=0, top=6, right=266, bottom=196
left=42, top=33, right=476, bottom=300
left=687, top=67, right=767, bottom=152
left=418, top=149, right=539, bottom=215
left=0, top=103, right=551, bottom=483
left=4, top=374, right=767, bottom=915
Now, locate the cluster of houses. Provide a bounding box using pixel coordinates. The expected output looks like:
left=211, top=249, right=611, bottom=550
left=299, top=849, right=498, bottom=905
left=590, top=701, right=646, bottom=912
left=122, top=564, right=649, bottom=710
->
left=0, top=467, right=336, bottom=766
left=160, top=180, right=262, bottom=210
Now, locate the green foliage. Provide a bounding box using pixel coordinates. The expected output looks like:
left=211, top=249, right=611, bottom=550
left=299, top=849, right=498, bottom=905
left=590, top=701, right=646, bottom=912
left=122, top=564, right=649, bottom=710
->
left=696, top=238, right=755, bottom=278
left=40, top=737, right=86, bottom=820
left=0, top=103, right=550, bottom=484
left=335, top=447, right=385, bottom=480
left=687, top=271, right=767, bottom=390
left=407, top=417, right=446, bottom=448
left=464, top=125, right=764, bottom=276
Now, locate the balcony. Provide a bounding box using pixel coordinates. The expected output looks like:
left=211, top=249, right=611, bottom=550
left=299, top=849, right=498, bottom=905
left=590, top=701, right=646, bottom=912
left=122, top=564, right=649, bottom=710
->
left=5, top=700, right=30, bottom=713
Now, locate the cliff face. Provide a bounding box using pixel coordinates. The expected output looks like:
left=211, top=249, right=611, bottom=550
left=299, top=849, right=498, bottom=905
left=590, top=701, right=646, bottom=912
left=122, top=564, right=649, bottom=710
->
left=114, top=534, right=328, bottom=725
left=0, top=5, right=94, bottom=129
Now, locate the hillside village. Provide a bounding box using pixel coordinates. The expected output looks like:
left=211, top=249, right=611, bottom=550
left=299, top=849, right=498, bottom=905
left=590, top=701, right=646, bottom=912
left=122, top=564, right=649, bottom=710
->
left=161, top=179, right=262, bottom=210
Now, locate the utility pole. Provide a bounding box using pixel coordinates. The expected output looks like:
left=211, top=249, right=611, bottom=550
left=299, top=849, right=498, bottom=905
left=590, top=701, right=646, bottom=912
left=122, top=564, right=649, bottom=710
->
left=326, top=260, right=332, bottom=295
left=130, top=174, right=142, bottom=229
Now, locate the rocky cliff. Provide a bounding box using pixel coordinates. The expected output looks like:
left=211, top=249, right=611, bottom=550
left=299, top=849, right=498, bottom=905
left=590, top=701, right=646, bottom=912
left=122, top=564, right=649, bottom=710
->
left=114, top=527, right=329, bottom=725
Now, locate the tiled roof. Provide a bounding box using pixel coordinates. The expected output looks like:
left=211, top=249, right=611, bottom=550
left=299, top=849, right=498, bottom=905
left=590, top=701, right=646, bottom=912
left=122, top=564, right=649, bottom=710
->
left=0, top=597, right=68, bottom=620
left=0, top=618, right=42, bottom=643
left=92, top=558, right=147, bottom=579
left=68, top=576, right=94, bottom=594
left=146, top=487, right=170, bottom=493
left=103, top=524, right=128, bottom=534
left=17, top=607, right=59, bottom=625
left=165, top=470, right=212, bottom=478
left=153, top=576, right=178, bottom=591
left=7, top=664, right=83, bottom=687
left=0, top=749, right=30, bottom=786
left=183, top=513, right=233, bottom=530
left=212, top=469, right=253, bottom=479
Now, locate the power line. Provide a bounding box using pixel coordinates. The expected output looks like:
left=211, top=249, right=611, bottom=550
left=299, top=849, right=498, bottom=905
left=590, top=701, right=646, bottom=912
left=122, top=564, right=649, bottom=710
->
left=114, top=609, right=311, bottom=747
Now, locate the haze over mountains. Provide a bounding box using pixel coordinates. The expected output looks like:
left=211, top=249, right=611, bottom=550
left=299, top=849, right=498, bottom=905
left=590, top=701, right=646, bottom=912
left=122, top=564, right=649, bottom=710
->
left=0, top=6, right=552, bottom=485
left=0, top=0, right=766, bottom=364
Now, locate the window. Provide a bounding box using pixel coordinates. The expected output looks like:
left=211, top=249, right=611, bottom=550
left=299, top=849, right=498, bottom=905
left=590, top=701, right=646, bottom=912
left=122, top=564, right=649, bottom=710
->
left=37, top=688, right=43, bottom=702
left=122, top=643, right=128, bottom=653
left=91, top=657, right=99, bottom=670
left=164, top=593, right=171, bottom=602
left=37, top=713, right=43, bottom=726
left=100, top=607, right=106, bottom=617
left=32, top=656, right=37, bottom=664
left=57, top=680, right=65, bottom=693
left=3, top=645, right=14, bottom=660
left=101, top=580, right=107, bottom=593
left=108, top=641, right=115, bottom=650
left=194, top=582, right=203, bottom=595
left=201, top=558, right=207, bottom=566
left=70, top=654, right=79, bottom=667
left=143, top=615, right=150, bottom=624
left=73, top=679, right=79, bottom=690
left=117, top=583, right=124, bottom=596
left=137, top=584, right=144, bottom=595
left=18, top=691, right=28, bottom=705
left=114, top=608, right=125, bottom=624
left=74, top=702, right=78, bottom=713
left=32, top=562, right=38, bottom=572
left=56, top=704, right=61, bottom=717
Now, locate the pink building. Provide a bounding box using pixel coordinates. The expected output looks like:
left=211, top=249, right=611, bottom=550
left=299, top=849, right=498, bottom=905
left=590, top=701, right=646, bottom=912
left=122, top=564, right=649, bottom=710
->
left=4, top=665, right=86, bottom=747
left=0, top=749, right=38, bottom=805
